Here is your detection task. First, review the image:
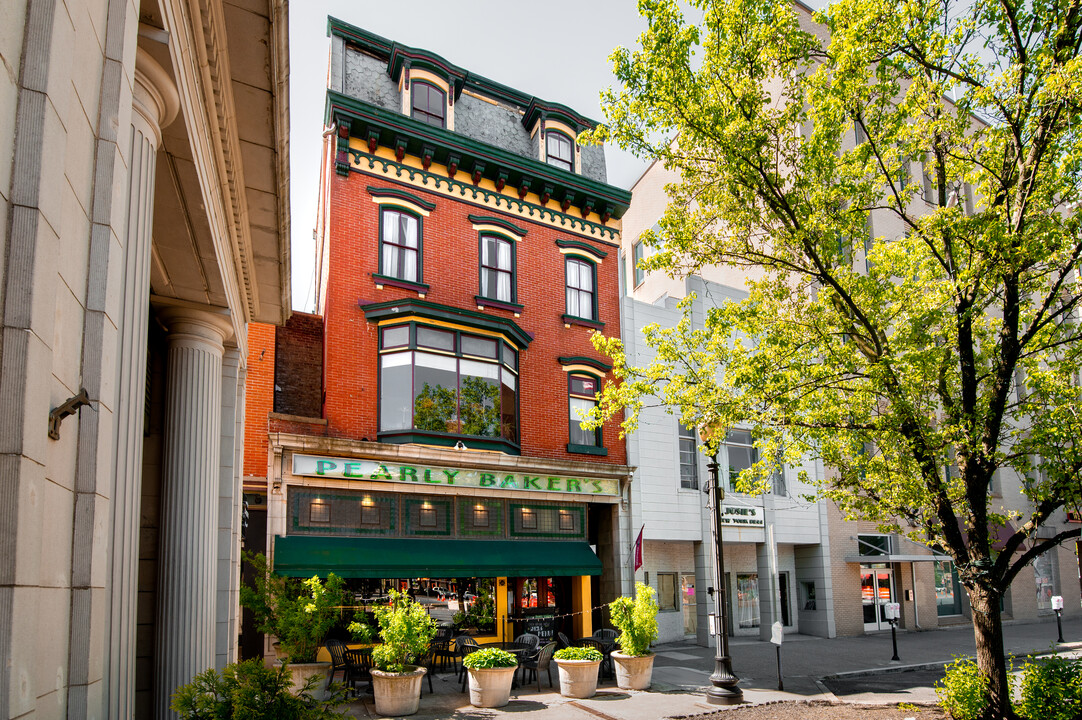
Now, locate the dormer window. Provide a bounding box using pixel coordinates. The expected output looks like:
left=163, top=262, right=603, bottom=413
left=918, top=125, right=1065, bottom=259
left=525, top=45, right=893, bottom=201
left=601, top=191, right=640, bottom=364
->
left=546, top=131, right=573, bottom=172
left=411, top=81, right=446, bottom=128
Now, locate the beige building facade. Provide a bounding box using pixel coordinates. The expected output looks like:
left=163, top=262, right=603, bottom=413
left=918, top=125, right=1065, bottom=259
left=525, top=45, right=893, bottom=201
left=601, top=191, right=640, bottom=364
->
left=1, top=1, right=290, bottom=718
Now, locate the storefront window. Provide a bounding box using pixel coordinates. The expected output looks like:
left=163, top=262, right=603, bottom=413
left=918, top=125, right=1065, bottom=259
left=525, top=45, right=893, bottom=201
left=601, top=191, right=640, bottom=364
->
left=1033, top=551, right=1056, bottom=611
left=658, top=573, right=678, bottom=611
left=736, top=573, right=760, bottom=628
left=935, top=560, right=963, bottom=616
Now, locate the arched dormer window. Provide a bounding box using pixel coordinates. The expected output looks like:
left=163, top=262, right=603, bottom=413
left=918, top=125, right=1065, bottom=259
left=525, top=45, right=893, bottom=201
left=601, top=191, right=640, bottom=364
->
left=411, top=81, right=446, bottom=128
left=545, top=130, right=574, bottom=172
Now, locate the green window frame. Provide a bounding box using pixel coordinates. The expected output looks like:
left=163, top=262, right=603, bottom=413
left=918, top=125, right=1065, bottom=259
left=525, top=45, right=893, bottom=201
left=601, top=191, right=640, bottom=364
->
left=567, top=372, right=605, bottom=455
left=479, top=233, right=516, bottom=304
left=410, top=80, right=446, bottom=128
left=545, top=130, right=573, bottom=172
left=565, top=256, right=597, bottom=322
left=379, top=207, right=422, bottom=284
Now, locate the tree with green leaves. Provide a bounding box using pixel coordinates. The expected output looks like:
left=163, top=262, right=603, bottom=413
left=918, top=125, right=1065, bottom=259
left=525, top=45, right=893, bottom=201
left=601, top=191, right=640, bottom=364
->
left=584, top=0, right=1082, bottom=716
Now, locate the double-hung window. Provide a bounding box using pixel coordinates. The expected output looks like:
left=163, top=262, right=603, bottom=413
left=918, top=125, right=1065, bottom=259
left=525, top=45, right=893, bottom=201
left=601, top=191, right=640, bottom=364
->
left=724, top=430, right=758, bottom=494
left=380, top=208, right=420, bottom=283
left=565, top=258, right=595, bottom=321
left=678, top=423, right=699, bottom=489
left=411, top=81, right=446, bottom=128
left=568, top=373, right=601, bottom=449
left=480, top=234, right=515, bottom=303
left=546, top=131, right=573, bottom=172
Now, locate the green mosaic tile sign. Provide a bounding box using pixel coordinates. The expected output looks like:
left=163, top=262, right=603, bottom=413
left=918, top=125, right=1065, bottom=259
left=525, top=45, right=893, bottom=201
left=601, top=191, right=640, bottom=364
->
left=291, top=453, right=619, bottom=496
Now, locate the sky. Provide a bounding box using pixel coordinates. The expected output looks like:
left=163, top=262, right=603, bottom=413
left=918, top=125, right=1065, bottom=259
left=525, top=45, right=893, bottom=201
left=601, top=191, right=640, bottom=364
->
left=287, top=0, right=659, bottom=311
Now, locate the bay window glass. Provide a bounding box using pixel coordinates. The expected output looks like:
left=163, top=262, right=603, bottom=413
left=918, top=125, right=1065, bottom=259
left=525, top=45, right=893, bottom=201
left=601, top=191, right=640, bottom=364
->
left=381, top=208, right=420, bottom=282
left=480, top=234, right=515, bottom=303
left=566, top=258, right=596, bottom=320
left=379, top=323, right=519, bottom=446
left=569, top=373, right=600, bottom=447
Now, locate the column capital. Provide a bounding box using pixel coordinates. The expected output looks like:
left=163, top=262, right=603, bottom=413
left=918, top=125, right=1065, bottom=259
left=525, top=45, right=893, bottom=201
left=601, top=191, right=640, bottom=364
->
left=134, top=47, right=179, bottom=146
left=156, top=303, right=234, bottom=353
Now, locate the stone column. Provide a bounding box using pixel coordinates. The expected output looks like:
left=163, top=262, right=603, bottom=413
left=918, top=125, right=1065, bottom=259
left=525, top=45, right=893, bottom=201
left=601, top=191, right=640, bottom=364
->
left=153, top=305, right=233, bottom=720
left=99, top=46, right=179, bottom=720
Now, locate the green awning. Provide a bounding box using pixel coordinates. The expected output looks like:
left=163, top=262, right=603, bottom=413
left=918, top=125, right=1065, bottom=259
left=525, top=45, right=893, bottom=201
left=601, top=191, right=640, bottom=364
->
left=272, top=535, right=602, bottom=578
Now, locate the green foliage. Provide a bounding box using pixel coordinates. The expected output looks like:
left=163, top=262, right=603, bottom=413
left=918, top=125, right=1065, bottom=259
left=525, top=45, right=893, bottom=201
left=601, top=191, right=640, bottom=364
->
left=935, top=658, right=989, bottom=720
left=608, top=582, right=659, bottom=657
left=554, top=646, right=603, bottom=662
left=170, top=659, right=348, bottom=720
left=460, top=376, right=501, bottom=437
left=347, top=619, right=374, bottom=644
left=239, top=552, right=346, bottom=663
left=371, top=590, right=438, bottom=673
left=462, top=648, right=518, bottom=670
left=413, top=382, right=457, bottom=432
left=583, top=0, right=1082, bottom=714
left=465, top=580, right=497, bottom=631
left=1015, top=654, right=1082, bottom=720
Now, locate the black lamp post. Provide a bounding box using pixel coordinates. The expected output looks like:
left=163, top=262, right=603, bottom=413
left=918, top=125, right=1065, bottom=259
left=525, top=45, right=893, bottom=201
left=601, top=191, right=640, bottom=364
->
left=704, top=450, right=744, bottom=705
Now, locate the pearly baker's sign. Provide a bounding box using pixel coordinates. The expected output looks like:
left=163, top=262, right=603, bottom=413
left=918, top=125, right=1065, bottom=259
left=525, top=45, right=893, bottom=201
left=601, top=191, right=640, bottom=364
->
left=291, top=454, right=620, bottom=497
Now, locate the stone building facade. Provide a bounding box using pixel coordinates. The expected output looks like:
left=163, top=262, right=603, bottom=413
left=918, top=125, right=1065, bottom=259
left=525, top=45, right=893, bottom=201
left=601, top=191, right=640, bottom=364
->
left=1, top=1, right=290, bottom=718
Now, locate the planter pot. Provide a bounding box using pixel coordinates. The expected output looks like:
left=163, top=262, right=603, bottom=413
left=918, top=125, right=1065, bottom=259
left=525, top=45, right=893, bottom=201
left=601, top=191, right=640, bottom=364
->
left=554, top=658, right=601, bottom=699
left=370, top=666, right=426, bottom=717
left=466, top=665, right=517, bottom=708
left=611, top=651, right=654, bottom=690
left=274, top=661, right=331, bottom=700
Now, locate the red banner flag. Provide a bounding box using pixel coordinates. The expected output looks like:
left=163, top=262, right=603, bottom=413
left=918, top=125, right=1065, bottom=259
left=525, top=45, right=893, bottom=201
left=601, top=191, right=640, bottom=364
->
left=633, top=524, right=644, bottom=571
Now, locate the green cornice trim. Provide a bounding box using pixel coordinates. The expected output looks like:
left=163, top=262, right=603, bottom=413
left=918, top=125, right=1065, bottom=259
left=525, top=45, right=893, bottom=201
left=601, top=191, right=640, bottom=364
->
left=326, top=91, right=630, bottom=220
left=378, top=430, right=521, bottom=456
left=567, top=443, right=609, bottom=456
left=558, top=356, right=613, bottom=373
left=467, top=214, right=528, bottom=237
left=368, top=186, right=437, bottom=211
left=555, top=238, right=608, bottom=259
left=388, top=44, right=468, bottom=99
left=361, top=298, right=533, bottom=349
left=328, top=17, right=603, bottom=127
left=522, top=99, right=595, bottom=134
left=348, top=156, right=622, bottom=244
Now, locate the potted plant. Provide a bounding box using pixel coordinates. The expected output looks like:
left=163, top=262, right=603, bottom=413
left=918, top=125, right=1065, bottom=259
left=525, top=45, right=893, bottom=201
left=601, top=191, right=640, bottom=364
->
left=608, top=582, right=660, bottom=690
left=369, top=590, right=437, bottom=717
left=462, top=647, right=518, bottom=708
left=553, top=646, right=604, bottom=698
left=239, top=552, right=347, bottom=698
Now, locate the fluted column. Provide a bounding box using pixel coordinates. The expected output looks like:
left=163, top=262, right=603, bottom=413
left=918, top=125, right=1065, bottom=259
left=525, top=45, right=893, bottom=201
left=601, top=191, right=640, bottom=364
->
left=100, top=47, right=179, bottom=720
left=154, top=305, right=233, bottom=720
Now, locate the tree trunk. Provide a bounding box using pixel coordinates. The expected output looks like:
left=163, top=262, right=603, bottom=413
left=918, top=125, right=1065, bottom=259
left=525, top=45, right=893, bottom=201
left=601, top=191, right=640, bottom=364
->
left=969, top=586, right=1016, bottom=720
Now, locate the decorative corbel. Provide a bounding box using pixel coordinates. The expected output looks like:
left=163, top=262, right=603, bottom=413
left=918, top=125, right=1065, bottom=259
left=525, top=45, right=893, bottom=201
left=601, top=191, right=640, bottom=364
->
left=421, top=144, right=435, bottom=171
left=447, top=153, right=460, bottom=178
left=580, top=198, right=595, bottom=218
left=366, top=128, right=380, bottom=154
left=336, top=120, right=353, bottom=176
left=518, top=178, right=531, bottom=200
left=539, top=183, right=554, bottom=205
left=560, top=191, right=573, bottom=213
left=472, top=161, right=486, bottom=185
left=601, top=204, right=614, bottom=223
left=495, top=169, right=509, bottom=193
left=394, top=136, right=408, bottom=162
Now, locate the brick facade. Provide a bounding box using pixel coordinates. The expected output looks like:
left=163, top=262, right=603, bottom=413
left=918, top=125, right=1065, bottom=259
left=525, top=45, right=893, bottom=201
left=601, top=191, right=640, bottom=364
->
left=244, top=322, right=277, bottom=481
left=274, top=311, right=324, bottom=419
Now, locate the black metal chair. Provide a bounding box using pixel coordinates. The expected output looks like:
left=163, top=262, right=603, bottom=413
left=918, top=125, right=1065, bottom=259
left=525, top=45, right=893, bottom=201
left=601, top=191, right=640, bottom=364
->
left=412, top=650, right=436, bottom=695
left=576, top=637, right=613, bottom=680
left=430, top=629, right=457, bottom=674
left=557, top=631, right=572, bottom=649
left=518, top=640, right=557, bottom=691
left=455, top=636, right=481, bottom=692
left=593, top=628, right=618, bottom=643
left=344, top=647, right=373, bottom=696
left=324, top=639, right=352, bottom=692
left=514, top=632, right=540, bottom=650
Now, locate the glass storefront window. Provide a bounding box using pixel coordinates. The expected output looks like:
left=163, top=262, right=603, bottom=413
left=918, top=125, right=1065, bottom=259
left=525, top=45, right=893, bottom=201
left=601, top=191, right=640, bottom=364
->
left=935, top=560, right=963, bottom=616
left=736, top=573, right=760, bottom=628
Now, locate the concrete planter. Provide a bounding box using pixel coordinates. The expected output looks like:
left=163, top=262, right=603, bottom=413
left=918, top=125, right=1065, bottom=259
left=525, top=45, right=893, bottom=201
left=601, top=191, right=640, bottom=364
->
left=554, top=658, right=601, bottom=699
left=611, top=651, right=654, bottom=690
left=370, top=666, right=426, bottom=716
left=466, top=665, right=517, bottom=708
left=274, top=661, right=331, bottom=700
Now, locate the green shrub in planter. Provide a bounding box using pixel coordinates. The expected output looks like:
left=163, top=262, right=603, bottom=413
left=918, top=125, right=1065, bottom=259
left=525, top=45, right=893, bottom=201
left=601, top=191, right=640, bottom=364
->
left=554, top=646, right=603, bottom=662
left=371, top=589, right=438, bottom=673
left=1015, top=653, right=1082, bottom=720
left=462, top=648, right=518, bottom=670
left=171, top=659, right=348, bottom=720
left=935, top=657, right=989, bottom=720
left=608, top=582, right=659, bottom=656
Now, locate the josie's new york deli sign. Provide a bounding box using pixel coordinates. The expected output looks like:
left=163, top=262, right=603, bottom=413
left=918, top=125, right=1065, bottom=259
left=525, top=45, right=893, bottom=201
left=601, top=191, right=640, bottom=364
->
left=291, top=454, right=620, bottom=497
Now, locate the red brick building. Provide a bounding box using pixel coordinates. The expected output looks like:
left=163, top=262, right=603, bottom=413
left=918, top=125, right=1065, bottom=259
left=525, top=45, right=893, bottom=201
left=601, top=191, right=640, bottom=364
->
left=244, top=18, right=632, bottom=644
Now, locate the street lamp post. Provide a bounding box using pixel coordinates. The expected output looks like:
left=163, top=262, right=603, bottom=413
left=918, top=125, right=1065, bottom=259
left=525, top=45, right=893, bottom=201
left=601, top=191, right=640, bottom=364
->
left=705, top=450, right=744, bottom=705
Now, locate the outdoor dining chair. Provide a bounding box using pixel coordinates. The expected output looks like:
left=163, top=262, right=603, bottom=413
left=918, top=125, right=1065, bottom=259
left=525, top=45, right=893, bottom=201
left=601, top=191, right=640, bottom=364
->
left=518, top=640, right=557, bottom=691
left=455, top=636, right=481, bottom=692
left=576, top=637, right=613, bottom=680
left=324, top=639, right=352, bottom=691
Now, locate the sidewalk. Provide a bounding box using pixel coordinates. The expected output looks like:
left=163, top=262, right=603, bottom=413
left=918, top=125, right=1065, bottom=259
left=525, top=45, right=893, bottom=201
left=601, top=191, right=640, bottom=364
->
left=342, top=615, right=1082, bottom=719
